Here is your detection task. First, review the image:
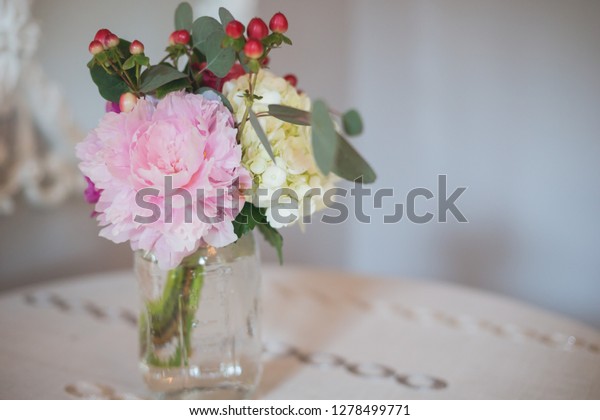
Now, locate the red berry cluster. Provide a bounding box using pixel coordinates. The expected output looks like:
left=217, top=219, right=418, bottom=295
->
left=88, top=28, right=120, bottom=55
left=223, top=12, right=289, bottom=63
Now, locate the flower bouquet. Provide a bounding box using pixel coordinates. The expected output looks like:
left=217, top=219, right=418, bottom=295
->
left=77, top=3, right=375, bottom=399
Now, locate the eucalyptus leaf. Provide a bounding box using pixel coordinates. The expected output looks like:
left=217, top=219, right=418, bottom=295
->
left=332, top=134, right=377, bottom=183
left=203, top=31, right=235, bottom=77
left=192, top=16, right=223, bottom=52
left=311, top=100, right=338, bottom=175
left=90, top=65, right=129, bottom=103
left=196, top=87, right=234, bottom=112
left=140, top=64, right=188, bottom=93
left=175, top=2, right=193, bottom=31
left=342, top=109, right=363, bottom=136
left=218, top=7, right=235, bottom=26
left=237, top=51, right=251, bottom=73
left=268, top=104, right=311, bottom=126
left=249, top=109, right=276, bottom=161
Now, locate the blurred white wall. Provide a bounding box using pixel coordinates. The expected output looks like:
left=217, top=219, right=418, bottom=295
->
left=1, top=0, right=599, bottom=328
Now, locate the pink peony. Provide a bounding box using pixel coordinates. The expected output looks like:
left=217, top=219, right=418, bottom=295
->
left=77, top=91, right=251, bottom=269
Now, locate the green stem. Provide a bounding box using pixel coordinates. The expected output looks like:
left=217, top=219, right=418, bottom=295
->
left=140, top=264, right=204, bottom=368
left=236, top=71, right=259, bottom=143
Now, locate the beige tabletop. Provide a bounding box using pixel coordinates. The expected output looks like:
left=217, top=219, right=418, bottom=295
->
left=0, top=265, right=599, bottom=399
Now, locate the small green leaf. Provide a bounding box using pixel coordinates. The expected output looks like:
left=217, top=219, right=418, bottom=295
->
left=192, top=16, right=223, bottom=52
left=249, top=109, right=276, bottom=161
left=175, top=2, right=193, bottom=31
left=122, top=55, right=136, bottom=70
left=90, top=65, right=129, bottom=102
left=136, top=54, right=150, bottom=67
left=342, top=109, right=363, bottom=136
left=332, top=134, right=377, bottom=183
left=268, top=104, right=311, bottom=126
left=218, top=7, right=235, bottom=26
left=140, top=64, right=188, bottom=93
left=264, top=33, right=281, bottom=46
left=155, top=78, right=191, bottom=99
left=196, top=87, right=234, bottom=113
left=311, top=100, right=338, bottom=175
left=203, top=31, right=236, bottom=77
left=258, top=223, right=284, bottom=264
left=281, top=35, right=293, bottom=45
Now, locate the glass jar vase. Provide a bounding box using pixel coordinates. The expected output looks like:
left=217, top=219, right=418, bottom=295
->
left=134, top=232, right=262, bottom=399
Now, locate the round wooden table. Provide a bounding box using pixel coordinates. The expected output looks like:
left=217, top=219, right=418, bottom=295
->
left=0, top=266, right=598, bottom=399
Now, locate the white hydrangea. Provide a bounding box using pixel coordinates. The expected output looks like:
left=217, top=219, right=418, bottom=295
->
left=223, top=70, right=336, bottom=228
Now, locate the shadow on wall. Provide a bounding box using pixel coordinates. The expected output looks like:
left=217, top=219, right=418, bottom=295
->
left=0, top=198, right=132, bottom=290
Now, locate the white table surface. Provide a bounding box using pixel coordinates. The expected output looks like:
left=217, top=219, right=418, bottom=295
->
left=0, top=265, right=598, bottom=399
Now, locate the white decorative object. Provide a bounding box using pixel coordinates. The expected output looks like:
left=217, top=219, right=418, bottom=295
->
left=0, top=0, right=84, bottom=214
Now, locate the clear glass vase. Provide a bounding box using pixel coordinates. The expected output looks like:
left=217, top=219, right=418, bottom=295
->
left=134, top=232, right=262, bottom=399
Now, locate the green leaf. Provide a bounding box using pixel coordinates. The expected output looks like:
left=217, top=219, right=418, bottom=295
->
left=136, top=54, right=150, bottom=67
left=122, top=55, right=136, bottom=70
left=311, top=100, right=338, bottom=175
left=175, top=2, right=193, bottom=31
left=281, top=35, right=293, bottom=45
left=192, top=16, right=223, bottom=52
left=203, top=31, right=236, bottom=78
left=140, top=64, right=188, bottom=93
left=237, top=51, right=251, bottom=73
left=196, top=87, right=234, bottom=113
left=248, top=109, right=276, bottom=162
left=116, top=39, right=132, bottom=59
left=332, top=134, right=377, bottom=183
left=155, top=78, right=191, bottom=99
left=218, top=7, right=235, bottom=26
left=258, top=223, right=284, bottom=264
left=342, top=109, right=363, bottom=136
left=90, top=65, right=129, bottom=102
left=233, top=203, right=284, bottom=264
left=233, top=203, right=264, bottom=238
left=268, top=104, right=311, bottom=126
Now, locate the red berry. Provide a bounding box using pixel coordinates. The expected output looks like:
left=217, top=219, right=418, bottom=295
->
left=129, top=40, right=144, bottom=55
left=262, top=56, right=270, bottom=66
left=247, top=17, right=268, bottom=40
left=94, top=29, right=112, bottom=47
left=269, top=12, right=288, bottom=34
left=226, top=20, right=245, bottom=39
left=283, top=74, right=298, bottom=87
left=105, top=33, right=120, bottom=48
left=170, top=30, right=190, bottom=45
left=119, top=92, right=138, bottom=113
left=244, top=39, right=264, bottom=59
left=88, top=40, right=104, bottom=55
